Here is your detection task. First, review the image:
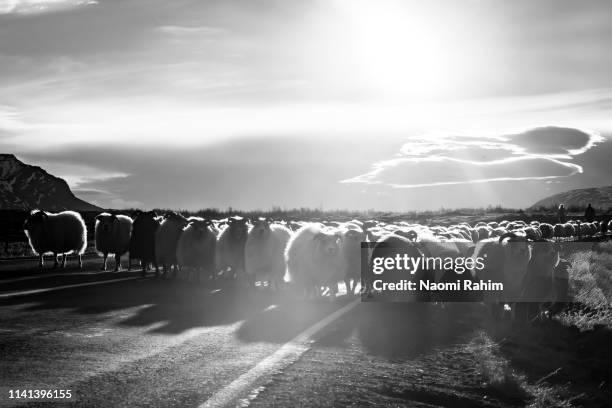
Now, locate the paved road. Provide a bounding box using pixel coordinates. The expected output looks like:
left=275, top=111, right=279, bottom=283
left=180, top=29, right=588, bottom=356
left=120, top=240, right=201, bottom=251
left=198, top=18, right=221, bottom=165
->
left=0, top=262, right=356, bottom=408
left=1, top=261, right=609, bottom=407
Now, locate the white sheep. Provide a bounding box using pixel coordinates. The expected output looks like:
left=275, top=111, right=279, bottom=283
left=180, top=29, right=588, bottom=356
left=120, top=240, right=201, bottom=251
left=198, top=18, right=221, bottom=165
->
left=285, top=223, right=346, bottom=297
left=244, top=218, right=292, bottom=290
left=176, top=218, right=217, bottom=282
left=23, top=210, right=87, bottom=269
left=95, top=213, right=133, bottom=272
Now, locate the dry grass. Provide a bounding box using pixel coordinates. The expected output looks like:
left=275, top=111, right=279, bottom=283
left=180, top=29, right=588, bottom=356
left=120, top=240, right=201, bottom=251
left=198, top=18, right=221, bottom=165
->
left=555, top=244, right=612, bottom=330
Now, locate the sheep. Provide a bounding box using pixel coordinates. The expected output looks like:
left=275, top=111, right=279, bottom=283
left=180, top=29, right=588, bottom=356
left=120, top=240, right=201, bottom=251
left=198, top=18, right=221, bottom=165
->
left=95, top=212, right=133, bottom=272
left=475, top=225, right=490, bottom=240
left=244, top=218, right=292, bottom=290
left=506, top=221, right=524, bottom=231
left=471, top=232, right=531, bottom=317
left=563, top=223, right=576, bottom=239
left=176, top=218, right=217, bottom=282
left=417, top=233, right=475, bottom=295
left=155, top=211, right=188, bottom=277
left=365, top=234, right=430, bottom=301
left=216, top=216, right=249, bottom=279
left=339, top=225, right=367, bottom=295
left=23, top=210, right=87, bottom=269
left=490, top=227, right=507, bottom=238
left=538, top=223, right=554, bottom=239
left=286, top=224, right=346, bottom=297
left=129, top=210, right=160, bottom=275
left=522, top=226, right=542, bottom=241
left=553, top=223, right=566, bottom=240
left=515, top=239, right=560, bottom=321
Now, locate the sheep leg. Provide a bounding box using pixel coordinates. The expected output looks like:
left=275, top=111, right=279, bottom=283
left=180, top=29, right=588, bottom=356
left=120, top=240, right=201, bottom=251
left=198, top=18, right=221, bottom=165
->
left=344, top=279, right=352, bottom=296
left=114, top=254, right=121, bottom=272
left=102, top=253, right=108, bottom=271
left=353, top=279, right=361, bottom=295
left=78, top=254, right=83, bottom=270
left=61, top=254, right=67, bottom=268
left=128, top=257, right=132, bottom=271
left=38, top=254, right=44, bottom=268
left=53, top=253, right=59, bottom=269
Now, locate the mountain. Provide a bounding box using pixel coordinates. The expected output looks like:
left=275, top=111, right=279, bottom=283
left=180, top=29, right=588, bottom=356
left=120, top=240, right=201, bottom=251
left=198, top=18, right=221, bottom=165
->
left=0, top=154, right=101, bottom=211
left=531, top=186, right=612, bottom=210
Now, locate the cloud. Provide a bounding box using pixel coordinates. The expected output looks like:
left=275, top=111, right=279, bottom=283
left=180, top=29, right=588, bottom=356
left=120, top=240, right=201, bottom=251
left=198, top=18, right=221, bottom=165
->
left=73, top=186, right=143, bottom=209
left=342, top=126, right=602, bottom=188
left=156, top=25, right=226, bottom=37
left=0, top=0, right=97, bottom=15
left=504, top=126, right=604, bottom=157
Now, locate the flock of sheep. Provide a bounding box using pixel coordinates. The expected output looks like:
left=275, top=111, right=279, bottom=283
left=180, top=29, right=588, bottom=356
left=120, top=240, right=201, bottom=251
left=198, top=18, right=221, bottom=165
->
left=22, top=209, right=610, bottom=319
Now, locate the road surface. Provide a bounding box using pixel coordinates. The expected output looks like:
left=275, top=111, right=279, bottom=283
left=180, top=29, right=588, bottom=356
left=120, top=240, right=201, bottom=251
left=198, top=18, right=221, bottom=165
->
left=0, top=259, right=609, bottom=407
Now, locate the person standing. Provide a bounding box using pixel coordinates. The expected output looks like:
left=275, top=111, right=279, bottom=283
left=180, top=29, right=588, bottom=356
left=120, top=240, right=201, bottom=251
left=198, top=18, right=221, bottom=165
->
left=585, top=203, right=596, bottom=222
left=557, top=204, right=567, bottom=223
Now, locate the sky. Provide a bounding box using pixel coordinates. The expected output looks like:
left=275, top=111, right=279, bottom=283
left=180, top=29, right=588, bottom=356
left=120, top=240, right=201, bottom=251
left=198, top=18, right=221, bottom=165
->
left=1, top=0, right=612, bottom=210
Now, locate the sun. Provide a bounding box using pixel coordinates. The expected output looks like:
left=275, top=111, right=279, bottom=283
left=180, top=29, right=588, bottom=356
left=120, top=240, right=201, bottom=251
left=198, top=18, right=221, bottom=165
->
left=331, top=0, right=457, bottom=100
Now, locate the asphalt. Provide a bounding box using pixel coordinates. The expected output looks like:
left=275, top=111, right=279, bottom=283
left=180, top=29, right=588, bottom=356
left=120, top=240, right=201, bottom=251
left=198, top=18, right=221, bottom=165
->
left=1, top=259, right=609, bottom=407
left=0, top=260, right=357, bottom=408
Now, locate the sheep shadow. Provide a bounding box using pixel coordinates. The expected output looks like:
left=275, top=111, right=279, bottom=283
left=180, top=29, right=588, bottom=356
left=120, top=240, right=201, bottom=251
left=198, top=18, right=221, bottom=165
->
left=236, top=298, right=484, bottom=359
left=0, top=278, right=278, bottom=335
left=119, top=282, right=279, bottom=334
left=353, top=302, right=484, bottom=359
left=235, top=295, right=357, bottom=344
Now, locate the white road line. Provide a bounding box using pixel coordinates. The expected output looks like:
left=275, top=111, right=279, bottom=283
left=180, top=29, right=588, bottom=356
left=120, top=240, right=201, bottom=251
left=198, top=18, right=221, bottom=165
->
left=0, top=277, right=142, bottom=299
left=200, top=298, right=360, bottom=408
left=0, top=270, right=139, bottom=285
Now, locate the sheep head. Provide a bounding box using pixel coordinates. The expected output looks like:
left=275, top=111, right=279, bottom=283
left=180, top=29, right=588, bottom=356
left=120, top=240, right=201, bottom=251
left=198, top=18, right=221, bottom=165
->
left=23, top=209, right=47, bottom=231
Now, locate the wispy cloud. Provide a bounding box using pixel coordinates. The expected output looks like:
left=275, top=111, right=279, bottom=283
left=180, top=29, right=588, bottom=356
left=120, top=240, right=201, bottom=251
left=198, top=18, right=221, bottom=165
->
left=342, top=126, right=603, bottom=188
left=156, top=25, right=226, bottom=37
left=0, top=0, right=97, bottom=15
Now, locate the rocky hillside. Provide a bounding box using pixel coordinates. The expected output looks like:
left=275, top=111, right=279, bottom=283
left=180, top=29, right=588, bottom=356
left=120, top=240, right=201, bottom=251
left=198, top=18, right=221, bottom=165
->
left=531, top=186, right=612, bottom=210
left=0, top=154, right=101, bottom=211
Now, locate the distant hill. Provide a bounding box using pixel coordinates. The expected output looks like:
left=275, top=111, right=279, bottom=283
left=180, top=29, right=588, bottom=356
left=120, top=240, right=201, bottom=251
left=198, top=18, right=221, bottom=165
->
left=0, top=154, right=101, bottom=211
left=531, top=186, right=612, bottom=210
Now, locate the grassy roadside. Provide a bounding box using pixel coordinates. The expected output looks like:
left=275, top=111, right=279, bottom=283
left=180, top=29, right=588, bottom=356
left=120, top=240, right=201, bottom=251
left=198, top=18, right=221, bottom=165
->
left=248, top=244, right=612, bottom=407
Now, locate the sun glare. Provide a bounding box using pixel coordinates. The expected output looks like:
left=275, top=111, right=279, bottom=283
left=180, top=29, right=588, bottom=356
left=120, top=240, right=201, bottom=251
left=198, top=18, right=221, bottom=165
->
left=332, top=0, right=457, bottom=100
